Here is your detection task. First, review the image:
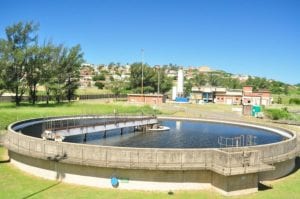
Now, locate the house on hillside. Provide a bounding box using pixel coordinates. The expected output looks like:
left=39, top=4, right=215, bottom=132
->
left=79, top=66, right=95, bottom=88
left=198, top=66, right=213, bottom=73
left=166, top=69, right=178, bottom=78
left=231, top=74, right=249, bottom=82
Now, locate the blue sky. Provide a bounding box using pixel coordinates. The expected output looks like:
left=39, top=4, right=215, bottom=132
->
left=0, top=0, right=299, bottom=84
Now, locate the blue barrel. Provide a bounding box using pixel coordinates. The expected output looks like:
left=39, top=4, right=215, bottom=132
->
left=111, top=177, right=119, bottom=187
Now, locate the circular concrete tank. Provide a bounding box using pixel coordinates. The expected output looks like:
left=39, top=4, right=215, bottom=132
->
left=3, top=116, right=298, bottom=196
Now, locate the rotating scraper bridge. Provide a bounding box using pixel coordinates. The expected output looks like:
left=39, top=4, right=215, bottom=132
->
left=41, top=115, right=158, bottom=141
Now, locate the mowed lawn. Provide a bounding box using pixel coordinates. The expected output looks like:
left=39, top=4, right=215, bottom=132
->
left=0, top=101, right=154, bottom=130
left=1, top=101, right=300, bottom=198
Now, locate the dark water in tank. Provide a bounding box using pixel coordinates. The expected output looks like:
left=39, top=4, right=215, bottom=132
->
left=19, top=120, right=285, bottom=148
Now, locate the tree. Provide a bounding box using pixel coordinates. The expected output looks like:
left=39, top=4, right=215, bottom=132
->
left=106, top=79, right=127, bottom=100
left=194, top=73, right=207, bottom=87
left=244, top=76, right=291, bottom=94
left=221, top=77, right=242, bottom=89
left=26, top=45, right=46, bottom=104
left=0, top=41, right=6, bottom=95
left=184, top=79, right=193, bottom=97
left=155, top=67, right=172, bottom=94
left=93, top=74, right=105, bottom=81
left=39, top=43, right=63, bottom=104
left=277, top=96, right=282, bottom=104
left=207, top=72, right=221, bottom=86
left=95, top=81, right=104, bottom=89
left=0, top=21, right=39, bottom=105
left=129, top=62, right=155, bottom=93
left=47, top=46, right=68, bottom=103
left=283, top=85, right=289, bottom=95
left=129, top=62, right=172, bottom=94
left=297, top=85, right=300, bottom=94
left=0, top=21, right=86, bottom=105
left=63, top=45, right=84, bottom=102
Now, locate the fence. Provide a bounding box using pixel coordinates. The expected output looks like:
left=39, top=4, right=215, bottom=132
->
left=0, top=94, right=127, bottom=103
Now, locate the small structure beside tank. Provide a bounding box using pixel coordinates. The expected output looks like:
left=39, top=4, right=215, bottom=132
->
left=127, top=94, right=166, bottom=104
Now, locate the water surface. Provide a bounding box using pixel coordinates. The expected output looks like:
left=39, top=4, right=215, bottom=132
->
left=62, top=120, right=284, bottom=148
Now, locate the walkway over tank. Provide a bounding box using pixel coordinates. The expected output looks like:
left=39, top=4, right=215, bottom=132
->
left=41, top=115, right=158, bottom=139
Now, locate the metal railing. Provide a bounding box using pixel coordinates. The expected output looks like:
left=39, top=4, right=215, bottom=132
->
left=0, top=94, right=127, bottom=103
left=3, top=123, right=298, bottom=176
left=43, top=115, right=157, bottom=131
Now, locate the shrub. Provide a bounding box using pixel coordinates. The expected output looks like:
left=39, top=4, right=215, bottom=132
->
left=95, top=82, right=104, bottom=89
left=264, top=108, right=290, bottom=120
left=93, top=74, right=106, bottom=81
left=289, top=98, right=300, bottom=105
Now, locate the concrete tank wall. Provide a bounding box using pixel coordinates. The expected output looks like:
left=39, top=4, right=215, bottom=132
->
left=258, top=158, right=296, bottom=181
left=9, top=151, right=212, bottom=191
left=212, top=172, right=258, bottom=196
left=3, top=117, right=299, bottom=195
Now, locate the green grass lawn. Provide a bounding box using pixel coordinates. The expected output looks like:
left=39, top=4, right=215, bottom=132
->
left=1, top=145, right=300, bottom=199
left=1, top=101, right=300, bottom=198
left=272, top=94, right=300, bottom=105
left=0, top=101, right=154, bottom=130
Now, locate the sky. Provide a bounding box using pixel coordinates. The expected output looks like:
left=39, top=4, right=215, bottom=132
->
left=0, top=0, right=299, bottom=84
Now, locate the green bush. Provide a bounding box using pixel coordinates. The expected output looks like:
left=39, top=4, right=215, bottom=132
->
left=264, top=108, right=290, bottom=120
left=95, top=82, right=104, bottom=89
left=289, top=98, right=300, bottom=105
left=92, top=74, right=106, bottom=81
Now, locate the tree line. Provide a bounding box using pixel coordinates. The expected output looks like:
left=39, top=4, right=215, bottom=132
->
left=0, top=21, right=84, bottom=105
left=129, top=63, right=173, bottom=94
left=98, top=62, right=173, bottom=96
left=185, top=70, right=292, bottom=95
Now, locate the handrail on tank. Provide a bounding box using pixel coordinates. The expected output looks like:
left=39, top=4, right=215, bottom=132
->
left=4, top=117, right=298, bottom=176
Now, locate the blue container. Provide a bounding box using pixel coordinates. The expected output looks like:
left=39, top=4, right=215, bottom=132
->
left=111, top=177, right=119, bottom=187
left=175, top=97, right=189, bottom=102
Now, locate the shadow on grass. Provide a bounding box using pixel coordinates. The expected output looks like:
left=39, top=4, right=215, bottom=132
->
left=22, top=182, right=61, bottom=199
left=258, top=182, right=273, bottom=191
left=21, top=153, right=67, bottom=198
left=0, top=158, right=10, bottom=164
left=259, top=157, right=300, bottom=191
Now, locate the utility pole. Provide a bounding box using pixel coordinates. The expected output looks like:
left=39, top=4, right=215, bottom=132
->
left=141, top=49, right=144, bottom=95
left=157, top=66, right=160, bottom=94
left=156, top=66, right=160, bottom=105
